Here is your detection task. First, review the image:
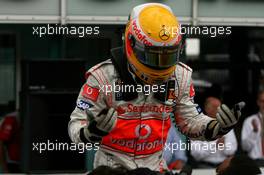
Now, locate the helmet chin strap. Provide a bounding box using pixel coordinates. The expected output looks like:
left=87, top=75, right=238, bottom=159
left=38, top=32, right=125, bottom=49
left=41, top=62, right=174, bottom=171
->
left=127, top=61, right=169, bottom=85
left=127, top=62, right=151, bottom=86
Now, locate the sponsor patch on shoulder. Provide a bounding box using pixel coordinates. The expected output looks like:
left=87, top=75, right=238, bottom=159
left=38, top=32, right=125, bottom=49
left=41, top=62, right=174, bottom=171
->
left=77, top=99, right=94, bottom=110
left=82, top=84, right=99, bottom=102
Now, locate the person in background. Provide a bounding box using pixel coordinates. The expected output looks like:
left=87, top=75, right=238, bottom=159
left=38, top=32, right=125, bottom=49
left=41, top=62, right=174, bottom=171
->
left=242, top=90, right=264, bottom=160
left=0, top=111, right=20, bottom=173
left=163, top=125, right=187, bottom=170
left=191, top=97, right=237, bottom=168
left=216, top=155, right=261, bottom=175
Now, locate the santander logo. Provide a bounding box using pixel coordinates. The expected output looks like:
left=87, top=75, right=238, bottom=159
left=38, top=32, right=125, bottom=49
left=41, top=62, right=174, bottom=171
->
left=132, top=20, right=153, bottom=46
left=117, top=103, right=173, bottom=115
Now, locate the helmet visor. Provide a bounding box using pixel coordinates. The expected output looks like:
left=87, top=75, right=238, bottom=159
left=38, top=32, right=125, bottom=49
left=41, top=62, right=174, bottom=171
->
left=133, top=42, right=181, bottom=69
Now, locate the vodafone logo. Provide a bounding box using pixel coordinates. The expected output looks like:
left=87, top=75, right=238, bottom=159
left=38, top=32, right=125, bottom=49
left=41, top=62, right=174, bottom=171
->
left=82, top=84, right=99, bottom=102
left=132, top=20, right=153, bottom=46
left=135, top=124, right=151, bottom=140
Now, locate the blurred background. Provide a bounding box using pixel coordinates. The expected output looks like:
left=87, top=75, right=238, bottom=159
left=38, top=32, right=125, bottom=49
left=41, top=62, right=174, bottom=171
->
left=0, top=0, right=264, bottom=174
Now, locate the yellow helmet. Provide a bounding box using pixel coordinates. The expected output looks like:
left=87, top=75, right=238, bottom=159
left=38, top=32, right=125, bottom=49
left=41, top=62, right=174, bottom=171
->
left=125, top=3, right=182, bottom=85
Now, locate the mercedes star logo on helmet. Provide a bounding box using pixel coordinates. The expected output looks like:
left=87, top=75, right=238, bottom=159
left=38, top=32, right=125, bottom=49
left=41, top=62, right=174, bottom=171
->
left=159, top=25, right=170, bottom=41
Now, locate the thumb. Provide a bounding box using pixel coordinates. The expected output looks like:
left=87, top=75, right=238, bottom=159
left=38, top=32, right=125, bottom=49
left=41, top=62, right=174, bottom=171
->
left=234, top=101, right=246, bottom=111
left=233, top=101, right=246, bottom=119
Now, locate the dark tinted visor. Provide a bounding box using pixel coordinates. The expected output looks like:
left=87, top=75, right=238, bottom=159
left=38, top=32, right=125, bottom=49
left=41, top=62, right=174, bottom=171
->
left=133, top=42, right=181, bottom=68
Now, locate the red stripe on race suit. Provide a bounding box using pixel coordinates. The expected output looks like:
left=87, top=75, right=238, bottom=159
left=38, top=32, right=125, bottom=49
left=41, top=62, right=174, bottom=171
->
left=101, top=117, right=171, bottom=156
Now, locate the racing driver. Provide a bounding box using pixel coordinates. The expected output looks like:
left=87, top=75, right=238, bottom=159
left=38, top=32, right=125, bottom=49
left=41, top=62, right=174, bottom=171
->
left=68, top=3, right=245, bottom=171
